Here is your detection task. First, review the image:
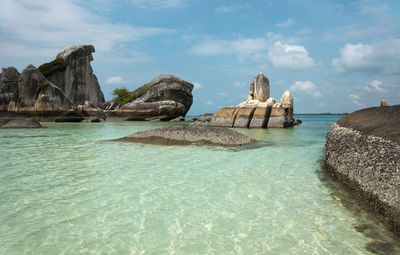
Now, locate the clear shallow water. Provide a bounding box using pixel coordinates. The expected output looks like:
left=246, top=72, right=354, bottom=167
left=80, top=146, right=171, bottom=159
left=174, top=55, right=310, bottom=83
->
left=0, top=116, right=399, bottom=254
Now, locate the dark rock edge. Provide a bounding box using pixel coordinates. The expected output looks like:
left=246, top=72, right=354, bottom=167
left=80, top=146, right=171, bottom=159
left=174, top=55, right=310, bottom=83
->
left=324, top=123, right=400, bottom=231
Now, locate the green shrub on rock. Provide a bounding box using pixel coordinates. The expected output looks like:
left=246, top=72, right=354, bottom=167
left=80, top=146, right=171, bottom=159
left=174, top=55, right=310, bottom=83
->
left=38, top=58, right=68, bottom=77
left=37, top=81, right=51, bottom=91
left=113, top=88, right=136, bottom=106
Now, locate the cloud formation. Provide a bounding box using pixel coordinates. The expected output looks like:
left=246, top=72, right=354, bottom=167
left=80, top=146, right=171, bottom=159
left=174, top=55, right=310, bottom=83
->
left=105, top=76, right=123, bottom=84
left=193, top=82, right=203, bottom=90
left=275, top=18, right=293, bottom=28
left=289, top=81, right=321, bottom=97
left=268, top=41, right=315, bottom=70
left=0, top=0, right=173, bottom=61
left=332, top=40, right=400, bottom=74
left=214, top=4, right=250, bottom=13
left=131, top=0, right=184, bottom=9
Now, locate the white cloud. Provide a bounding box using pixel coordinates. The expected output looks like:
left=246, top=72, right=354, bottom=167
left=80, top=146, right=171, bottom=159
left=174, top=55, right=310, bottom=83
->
left=193, top=82, right=203, bottom=90
left=233, top=81, right=246, bottom=88
left=105, top=76, right=123, bottom=84
left=205, top=100, right=214, bottom=105
left=0, top=0, right=173, bottom=62
left=131, top=0, right=184, bottom=8
left=349, top=93, right=363, bottom=107
left=364, top=80, right=385, bottom=92
left=268, top=41, right=315, bottom=70
left=290, top=81, right=322, bottom=97
left=218, top=92, right=227, bottom=97
left=214, top=4, right=250, bottom=13
left=275, top=18, right=293, bottom=28
left=190, top=37, right=269, bottom=57
left=332, top=40, right=400, bottom=74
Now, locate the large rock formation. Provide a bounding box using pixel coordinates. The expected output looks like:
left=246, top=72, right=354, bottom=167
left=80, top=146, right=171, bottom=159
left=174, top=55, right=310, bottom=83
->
left=46, top=45, right=105, bottom=106
left=0, top=45, right=105, bottom=120
left=324, top=105, right=400, bottom=230
left=104, top=74, right=194, bottom=121
left=0, top=67, right=20, bottom=111
left=209, top=73, right=295, bottom=128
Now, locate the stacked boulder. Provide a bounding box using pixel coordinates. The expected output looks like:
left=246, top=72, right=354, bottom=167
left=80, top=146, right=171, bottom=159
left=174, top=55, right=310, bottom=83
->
left=104, top=74, right=194, bottom=121
left=209, top=73, right=295, bottom=128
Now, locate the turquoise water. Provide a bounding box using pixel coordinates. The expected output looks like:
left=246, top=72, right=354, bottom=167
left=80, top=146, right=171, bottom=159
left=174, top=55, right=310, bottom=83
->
left=0, top=116, right=399, bottom=254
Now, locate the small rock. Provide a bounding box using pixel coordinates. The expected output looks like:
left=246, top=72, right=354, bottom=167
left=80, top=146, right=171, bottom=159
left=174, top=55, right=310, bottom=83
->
left=170, top=116, right=185, bottom=122
left=185, top=116, right=197, bottom=122
left=0, top=118, right=41, bottom=128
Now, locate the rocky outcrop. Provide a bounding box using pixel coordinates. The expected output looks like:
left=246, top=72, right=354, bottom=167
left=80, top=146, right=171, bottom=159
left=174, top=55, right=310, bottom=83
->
left=116, top=126, right=256, bottom=147
left=6, top=65, right=74, bottom=115
left=209, top=73, right=296, bottom=128
left=0, top=67, right=19, bottom=111
left=45, top=45, right=105, bottom=106
left=0, top=117, right=41, bottom=128
left=248, top=73, right=270, bottom=101
left=104, top=74, right=194, bottom=121
left=324, top=105, right=400, bottom=230
left=0, top=45, right=106, bottom=121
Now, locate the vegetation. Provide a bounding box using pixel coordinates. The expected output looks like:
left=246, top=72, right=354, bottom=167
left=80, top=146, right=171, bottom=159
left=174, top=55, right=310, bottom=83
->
left=38, top=58, right=68, bottom=77
left=113, top=87, right=136, bottom=106
left=37, top=81, right=50, bottom=91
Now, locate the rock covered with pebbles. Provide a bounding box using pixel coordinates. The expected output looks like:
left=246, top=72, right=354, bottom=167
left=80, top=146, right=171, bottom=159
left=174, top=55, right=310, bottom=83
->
left=117, top=126, right=256, bottom=147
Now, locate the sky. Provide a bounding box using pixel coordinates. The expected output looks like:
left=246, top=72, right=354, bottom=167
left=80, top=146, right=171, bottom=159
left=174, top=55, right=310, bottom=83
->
left=0, top=0, right=399, bottom=114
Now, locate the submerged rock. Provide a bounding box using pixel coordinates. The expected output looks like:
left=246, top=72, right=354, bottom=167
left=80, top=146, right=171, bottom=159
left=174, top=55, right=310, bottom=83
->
left=324, top=104, right=400, bottom=230
left=116, top=126, right=256, bottom=147
left=0, top=118, right=41, bottom=128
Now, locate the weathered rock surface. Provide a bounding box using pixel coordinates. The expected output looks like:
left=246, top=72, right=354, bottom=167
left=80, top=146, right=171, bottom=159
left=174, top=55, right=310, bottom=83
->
left=116, top=126, right=256, bottom=147
left=185, top=116, right=197, bottom=122
left=170, top=116, right=185, bottom=122
left=209, top=73, right=296, bottom=128
left=104, top=74, right=194, bottom=121
left=46, top=44, right=105, bottom=106
left=0, top=67, right=20, bottom=111
left=324, top=105, right=400, bottom=230
left=248, top=73, right=269, bottom=102
left=0, top=117, right=41, bottom=128
left=6, top=65, right=74, bottom=115
left=198, top=113, right=213, bottom=122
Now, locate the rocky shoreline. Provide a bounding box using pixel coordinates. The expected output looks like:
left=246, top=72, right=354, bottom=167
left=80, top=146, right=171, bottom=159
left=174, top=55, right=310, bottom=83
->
left=324, top=105, right=400, bottom=230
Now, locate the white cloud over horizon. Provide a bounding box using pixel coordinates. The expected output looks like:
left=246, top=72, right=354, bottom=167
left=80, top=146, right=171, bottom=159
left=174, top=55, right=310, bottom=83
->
left=289, top=81, right=321, bottom=97
left=268, top=41, right=315, bottom=70
left=189, top=36, right=315, bottom=70
left=332, top=40, right=400, bottom=74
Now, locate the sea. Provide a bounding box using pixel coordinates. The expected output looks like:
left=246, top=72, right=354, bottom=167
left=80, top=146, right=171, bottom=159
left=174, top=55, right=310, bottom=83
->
left=0, top=115, right=399, bottom=254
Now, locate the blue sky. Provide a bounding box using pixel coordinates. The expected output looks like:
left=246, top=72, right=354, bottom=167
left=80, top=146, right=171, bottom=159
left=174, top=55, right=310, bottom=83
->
left=0, top=0, right=399, bottom=114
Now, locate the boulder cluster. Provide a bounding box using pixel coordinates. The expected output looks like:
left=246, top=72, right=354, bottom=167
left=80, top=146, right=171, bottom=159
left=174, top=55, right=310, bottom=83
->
left=0, top=45, right=104, bottom=120
left=0, top=45, right=194, bottom=122
left=208, top=73, right=296, bottom=128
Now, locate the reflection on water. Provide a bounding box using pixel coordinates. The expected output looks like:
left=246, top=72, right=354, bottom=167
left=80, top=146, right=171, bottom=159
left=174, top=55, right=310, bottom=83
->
left=0, top=116, right=399, bottom=254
